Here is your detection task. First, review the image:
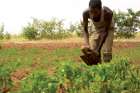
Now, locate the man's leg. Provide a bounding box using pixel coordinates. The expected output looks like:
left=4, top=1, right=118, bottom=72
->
left=102, top=29, right=114, bottom=62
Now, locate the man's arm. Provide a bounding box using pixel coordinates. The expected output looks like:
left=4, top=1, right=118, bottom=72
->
left=97, top=8, right=113, bottom=51
left=82, top=10, right=90, bottom=46
left=104, top=7, right=113, bottom=33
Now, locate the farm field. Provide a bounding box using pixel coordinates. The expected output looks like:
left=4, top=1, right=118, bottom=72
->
left=0, top=41, right=140, bottom=93
left=0, top=0, right=139, bottom=92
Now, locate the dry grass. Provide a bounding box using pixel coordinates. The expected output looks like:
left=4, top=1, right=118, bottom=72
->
left=1, top=37, right=83, bottom=44
left=113, top=32, right=140, bottom=42
left=1, top=32, right=140, bottom=44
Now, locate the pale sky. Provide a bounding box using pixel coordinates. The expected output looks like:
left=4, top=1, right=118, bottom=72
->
left=0, top=0, right=139, bottom=34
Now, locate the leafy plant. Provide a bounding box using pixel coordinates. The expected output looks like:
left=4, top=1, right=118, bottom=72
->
left=0, top=64, right=13, bottom=93
left=19, top=70, right=58, bottom=93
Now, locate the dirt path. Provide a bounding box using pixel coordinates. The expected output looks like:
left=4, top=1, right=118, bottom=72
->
left=1, top=41, right=140, bottom=50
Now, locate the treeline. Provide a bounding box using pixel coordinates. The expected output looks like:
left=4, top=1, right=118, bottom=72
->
left=22, top=18, right=82, bottom=40
left=0, top=9, right=140, bottom=40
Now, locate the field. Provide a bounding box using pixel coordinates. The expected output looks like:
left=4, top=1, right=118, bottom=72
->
left=0, top=40, right=140, bottom=93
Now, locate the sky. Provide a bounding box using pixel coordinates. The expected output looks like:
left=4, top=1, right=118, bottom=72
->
left=0, top=0, right=139, bottom=34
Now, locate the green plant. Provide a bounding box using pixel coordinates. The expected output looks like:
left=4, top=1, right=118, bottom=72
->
left=22, top=23, right=38, bottom=40
left=19, top=70, right=58, bottom=93
left=0, top=64, right=13, bottom=93
left=1, top=47, right=140, bottom=93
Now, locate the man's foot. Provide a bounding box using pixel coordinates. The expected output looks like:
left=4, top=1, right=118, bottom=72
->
left=103, top=53, right=112, bottom=63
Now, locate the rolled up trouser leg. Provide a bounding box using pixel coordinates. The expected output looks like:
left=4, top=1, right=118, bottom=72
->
left=103, top=53, right=112, bottom=62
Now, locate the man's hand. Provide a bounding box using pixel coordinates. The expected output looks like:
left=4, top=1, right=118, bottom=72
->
left=81, top=45, right=91, bottom=55
left=81, top=45, right=89, bottom=49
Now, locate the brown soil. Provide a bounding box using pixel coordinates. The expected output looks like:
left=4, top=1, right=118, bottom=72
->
left=1, top=41, right=140, bottom=50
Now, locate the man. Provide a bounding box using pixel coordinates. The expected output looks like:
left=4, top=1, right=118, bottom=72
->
left=80, top=0, right=114, bottom=65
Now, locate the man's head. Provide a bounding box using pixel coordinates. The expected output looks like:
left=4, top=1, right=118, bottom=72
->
left=89, top=0, right=102, bottom=22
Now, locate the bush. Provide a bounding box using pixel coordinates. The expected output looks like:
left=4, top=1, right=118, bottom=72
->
left=68, top=23, right=83, bottom=37
left=0, top=24, right=4, bottom=40
left=22, top=24, right=38, bottom=40
left=0, top=32, right=4, bottom=40
left=4, top=32, right=11, bottom=40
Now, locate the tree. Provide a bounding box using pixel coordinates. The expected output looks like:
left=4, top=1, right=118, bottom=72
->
left=68, top=22, right=83, bottom=37
left=4, top=32, right=11, bottom=40
left=0, top=24, right=4, bottom=40
left=114, top=9, right=140, bottom=38
left=22, top=23, right=38, bottom=40
left=40, top=18, right=58, bottom=39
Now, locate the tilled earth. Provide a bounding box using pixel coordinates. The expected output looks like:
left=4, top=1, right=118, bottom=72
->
left=1, top=41, right=140, bottom=50
left=0, top=41, right=140, bottom=93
